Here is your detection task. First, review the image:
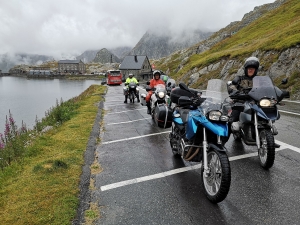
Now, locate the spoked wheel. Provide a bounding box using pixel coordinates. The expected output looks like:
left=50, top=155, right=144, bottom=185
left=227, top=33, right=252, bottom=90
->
left=201, top=149, right=231, bottom=203
left=258, top=129, right=275, bottom=169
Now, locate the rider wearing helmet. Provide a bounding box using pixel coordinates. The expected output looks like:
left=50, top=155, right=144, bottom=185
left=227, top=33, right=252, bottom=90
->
left=228, top=56, right=260, bottom=94
left=124, top=73, right=139, bottom=103
left=145, top=70, right=165, bottom=114
left=228, top=56, right=280, bottom=147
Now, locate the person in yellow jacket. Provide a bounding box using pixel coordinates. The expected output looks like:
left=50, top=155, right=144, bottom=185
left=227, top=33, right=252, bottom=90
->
left=124, top=74, right=140, bottom=103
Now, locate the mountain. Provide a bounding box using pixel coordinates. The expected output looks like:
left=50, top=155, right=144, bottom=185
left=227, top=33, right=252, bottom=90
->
left=92, top=48, right=121, bottom=63
left=108, top=46, right=132, bottom=60
left=0, top=53, right=53, bottom=73
left=76, top=50, right=99, bottom=63
left=154, top=0, right=300, bottom=99
left=129, top=29, right=212, bottom=59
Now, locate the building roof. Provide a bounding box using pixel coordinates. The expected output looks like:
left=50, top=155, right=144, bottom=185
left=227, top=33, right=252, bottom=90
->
left=58, top=60, right=82, bottom=64
left=119, top=55, right=149, bottom=70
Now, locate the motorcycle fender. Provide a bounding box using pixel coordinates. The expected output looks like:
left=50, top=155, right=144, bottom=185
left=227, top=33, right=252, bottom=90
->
left=208, top=143, right=227, bottom=152
left=186, top=113, right=228, bottom=138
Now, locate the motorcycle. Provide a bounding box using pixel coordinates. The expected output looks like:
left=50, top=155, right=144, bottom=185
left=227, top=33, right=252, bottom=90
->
left=146, top=83, right=169, bottom=118
left=124, top=82, right=139, bottom=103
left=169, top=79, right=231, bottom=203
left=228, top=75, right=289, bottom=169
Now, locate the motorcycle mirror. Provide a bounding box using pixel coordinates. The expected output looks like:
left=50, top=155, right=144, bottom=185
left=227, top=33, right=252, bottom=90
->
left=146, top=81, right=150, bottom=85
left=168, top=82, right=172, bottom=87
left=281, top=78, right=288, bottom=85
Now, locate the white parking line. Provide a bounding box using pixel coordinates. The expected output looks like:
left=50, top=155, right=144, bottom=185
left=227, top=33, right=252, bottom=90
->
left=107, top=118, right=151, bottom=125
left=102, top=131, right=170, bottom=145
left=282, top=100, right=300, bottom=104
left=100, top=140, right=300, bottom=192
left=279, top=110, right=300, bottom=116
left=107, top=108, right=145, bottom=114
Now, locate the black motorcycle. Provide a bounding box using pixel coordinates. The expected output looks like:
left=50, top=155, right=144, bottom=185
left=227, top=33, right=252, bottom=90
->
left=229, top=76, right=289, bottom=169
left=127, top=82, right=139, bottom=103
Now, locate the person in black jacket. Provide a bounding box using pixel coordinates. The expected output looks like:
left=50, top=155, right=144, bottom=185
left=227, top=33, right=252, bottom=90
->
left=228, top=56, right=281, bottom=147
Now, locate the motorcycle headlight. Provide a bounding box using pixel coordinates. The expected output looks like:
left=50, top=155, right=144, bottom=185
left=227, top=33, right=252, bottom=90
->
left=208, top=111, right=222, bottom=121
left=158, top=92, right=165, bottom=98
left=259, top=99, right=276, bottom=107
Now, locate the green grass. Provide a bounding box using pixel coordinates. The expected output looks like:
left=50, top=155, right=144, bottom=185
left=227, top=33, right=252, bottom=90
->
left=0, top=85, right=106, bottom=225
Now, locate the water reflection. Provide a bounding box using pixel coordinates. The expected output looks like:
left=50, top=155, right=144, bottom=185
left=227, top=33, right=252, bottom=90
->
left=0, top=76, right=103, bottom=132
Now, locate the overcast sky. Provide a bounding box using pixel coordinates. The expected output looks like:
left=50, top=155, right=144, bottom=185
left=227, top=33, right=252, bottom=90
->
left=0, top=0, right=275, bottom=58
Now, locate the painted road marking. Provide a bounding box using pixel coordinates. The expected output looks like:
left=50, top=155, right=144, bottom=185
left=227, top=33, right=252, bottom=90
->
left=107, top=118, right=151, bottom=125
left=100, top=140, right=300, bottom=192
left=102, top=131, right=170, bottom=145
left=282, top=100, right=300, bottom=104
left=107, top=108, right=145, bottom=114
left=279, top=110, right=300, bottom=116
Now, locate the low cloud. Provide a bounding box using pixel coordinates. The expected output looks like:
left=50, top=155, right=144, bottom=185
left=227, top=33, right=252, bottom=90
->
left=0, top=0, right=275, bottom=58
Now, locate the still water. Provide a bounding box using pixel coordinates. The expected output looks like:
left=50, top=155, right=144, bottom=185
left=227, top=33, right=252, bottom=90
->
left=0, top=76, right=103, bottom=133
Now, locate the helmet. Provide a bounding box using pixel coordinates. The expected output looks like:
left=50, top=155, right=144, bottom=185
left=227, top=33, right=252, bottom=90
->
left=161, top=75, right=168, bottom=83
left=153, top=70, right=161, bottom=80
left=128, top=73, right=133, bottom=78
left=244, top=57, right=260, bottom=77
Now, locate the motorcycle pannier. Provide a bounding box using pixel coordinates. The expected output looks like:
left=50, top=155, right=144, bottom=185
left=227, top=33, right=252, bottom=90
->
left=154, top=104, right=173, bottom=128
left=170, top=87, right=196, bottom=104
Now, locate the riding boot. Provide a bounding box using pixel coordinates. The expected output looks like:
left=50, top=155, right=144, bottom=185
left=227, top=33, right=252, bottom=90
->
left=136, top=94, right=140, bottom=103
left=124, top=96, right=127, bottom=103
left=146, top=102, right=151, bottom=114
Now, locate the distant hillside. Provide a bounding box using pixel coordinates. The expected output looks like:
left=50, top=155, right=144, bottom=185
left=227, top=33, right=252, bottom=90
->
left=0, top=53, right=53, bottom=73
left=92, top=48, right=121, bottom=63
left=109, top=46, right=132, bottom=60
left=155, top=0, right=300, bottom=99
left=76, top=50, right=99, bottom=63
left=130, top=29, right=212, bottom=59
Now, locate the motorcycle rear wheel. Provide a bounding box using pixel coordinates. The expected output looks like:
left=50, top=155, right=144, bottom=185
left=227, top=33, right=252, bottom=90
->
left=201, top=149, right=231, bottom=203
left=258, top=129, right=275, bottom=169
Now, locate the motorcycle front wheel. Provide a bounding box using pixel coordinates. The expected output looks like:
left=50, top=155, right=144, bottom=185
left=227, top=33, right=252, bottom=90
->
left=201, top=149, right=231, bottom=203
left=258, top=129, right=275, bottom=169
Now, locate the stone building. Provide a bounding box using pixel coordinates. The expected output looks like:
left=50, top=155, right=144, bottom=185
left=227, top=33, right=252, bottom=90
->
left=119, top=55, right=152, bottom=80
left=58, top=60, right=86, bottom=74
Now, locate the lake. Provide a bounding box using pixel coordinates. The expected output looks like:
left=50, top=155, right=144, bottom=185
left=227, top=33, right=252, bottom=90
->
left=0, top=76, right=103, bottom=133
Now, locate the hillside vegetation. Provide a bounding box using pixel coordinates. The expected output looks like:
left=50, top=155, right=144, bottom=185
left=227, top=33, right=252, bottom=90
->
left=155, top=0, right=300, bottom=95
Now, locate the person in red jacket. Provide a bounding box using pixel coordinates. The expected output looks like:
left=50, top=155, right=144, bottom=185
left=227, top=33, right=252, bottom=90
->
left=146, top=70, right=165, bottom=114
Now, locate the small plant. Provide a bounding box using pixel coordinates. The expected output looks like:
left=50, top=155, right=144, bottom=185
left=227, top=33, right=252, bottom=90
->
left=0, top=111, right=28, bottom=170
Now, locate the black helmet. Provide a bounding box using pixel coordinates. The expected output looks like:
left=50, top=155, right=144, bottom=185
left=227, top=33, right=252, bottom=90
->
left=153, top=70, right=161, bottom=79
left=244, top=57, right=260, bottom=77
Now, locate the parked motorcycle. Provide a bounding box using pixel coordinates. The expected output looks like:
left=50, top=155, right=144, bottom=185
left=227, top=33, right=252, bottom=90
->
left=229, top=75, right=289, bottom=169
left=168, top=79, right=231, bottom=203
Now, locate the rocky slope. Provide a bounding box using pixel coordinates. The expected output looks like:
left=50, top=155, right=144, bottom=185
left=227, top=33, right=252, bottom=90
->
left=92, top=48, right=121, bottom=64
left=130, top=29, right=212, bottom=59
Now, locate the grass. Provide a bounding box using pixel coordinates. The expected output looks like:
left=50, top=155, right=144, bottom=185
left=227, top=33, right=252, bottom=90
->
left=0, top=84, right=107, bottom=225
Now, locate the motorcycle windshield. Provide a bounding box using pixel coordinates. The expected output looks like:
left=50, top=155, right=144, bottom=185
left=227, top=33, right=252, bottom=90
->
left=201, top=79, right=229, bottom=113
left=154, top=84, right=166, bottom=92
left=129, top=82, right=136, bottom=87
left=248, top=76, right=278, bottom=101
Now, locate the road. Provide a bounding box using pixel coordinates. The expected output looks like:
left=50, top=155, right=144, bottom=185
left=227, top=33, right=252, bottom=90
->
left=92, top=85, right=300, bottom=225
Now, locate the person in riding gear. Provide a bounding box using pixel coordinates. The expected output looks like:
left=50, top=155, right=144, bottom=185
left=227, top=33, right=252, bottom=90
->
left=146, top=70, right=165, bottom=114
left=228, top=57, right=280, bottom=147
left=124, top=74, right=140, bottom=103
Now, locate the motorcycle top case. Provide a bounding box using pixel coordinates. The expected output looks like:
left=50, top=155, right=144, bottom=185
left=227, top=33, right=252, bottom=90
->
left=170, top=87, right=197, bottom=104
left=154, top=104, right=173, bottom=128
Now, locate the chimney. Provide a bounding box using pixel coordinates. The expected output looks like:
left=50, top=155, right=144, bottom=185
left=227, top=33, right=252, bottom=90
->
left=134, top=55, right=138, bottom=62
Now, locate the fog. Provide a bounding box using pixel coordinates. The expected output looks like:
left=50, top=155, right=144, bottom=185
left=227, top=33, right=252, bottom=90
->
left=0, top=0, right=275, bottom=58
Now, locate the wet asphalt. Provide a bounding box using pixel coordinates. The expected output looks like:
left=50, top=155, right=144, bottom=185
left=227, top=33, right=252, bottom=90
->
left=74, top=84, right=300, bottom=225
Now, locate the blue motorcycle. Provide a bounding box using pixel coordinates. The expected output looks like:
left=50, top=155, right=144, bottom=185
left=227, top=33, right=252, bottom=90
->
left=169, top=79, right=231, bottom=203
